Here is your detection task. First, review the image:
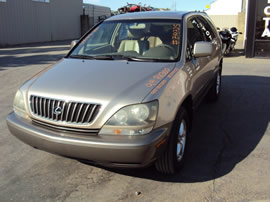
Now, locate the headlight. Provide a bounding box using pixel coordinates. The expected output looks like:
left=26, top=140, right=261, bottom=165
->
left=130, top=105, right=150, bottom=122
left=99, top=100, right=158, bottom=136
left=13, top=89, right=27, bottom=117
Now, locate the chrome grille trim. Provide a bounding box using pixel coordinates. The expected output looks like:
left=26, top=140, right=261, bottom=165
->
left=76, top=104, right=84, bottom=123
left=29, top=95, right=101, bottom=125
left=60, top=102, right=66, bottom=121
left=71, top=103, right=78, bottom=122
left=65, top=102, right=72, bottom=121
left=32, top=119, right=99, bottom=134
left=81, top=104, right=90, bottom=123
left=39, top=97, right=42, bottom=116
left=87, top=105, right=97, bottom=123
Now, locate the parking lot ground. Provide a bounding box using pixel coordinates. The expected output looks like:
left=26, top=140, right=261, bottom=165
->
left=0, top=42, right=270, bottom=201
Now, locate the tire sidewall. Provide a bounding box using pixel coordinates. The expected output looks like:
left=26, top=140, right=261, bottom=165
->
left=208, top=69, right=222, bottom=101
left=215, top=70, right=222, bottom=98
left=168, top=107, right=189, bottom=171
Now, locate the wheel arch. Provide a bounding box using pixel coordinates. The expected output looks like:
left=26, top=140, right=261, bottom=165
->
left=176, top=94, right=193, bottom=132
left=219, top=58, right=223, bottom=72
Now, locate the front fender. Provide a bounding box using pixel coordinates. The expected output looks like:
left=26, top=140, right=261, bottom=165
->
left=143, top=66, right=190, bottom=128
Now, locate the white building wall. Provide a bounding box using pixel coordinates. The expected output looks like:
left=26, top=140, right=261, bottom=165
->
left=209, top=15, right=238, bottom=29
left=206, top=0, right=242, bottom=15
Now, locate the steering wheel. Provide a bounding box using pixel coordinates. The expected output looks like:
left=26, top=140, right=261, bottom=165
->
left=156, top=44, right=176, bottom=57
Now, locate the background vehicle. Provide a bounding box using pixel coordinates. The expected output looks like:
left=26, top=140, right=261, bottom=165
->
left=229, top=27, right=242, bottom=51
left=7, top=11, right=223, bottom=174
left=218, top=27, right=242, bottom=55
left=118, top=3, right=145, bottom=14
left=117, top=3, right=153, bottom=14
left=218, top=28, right=233, bottom=55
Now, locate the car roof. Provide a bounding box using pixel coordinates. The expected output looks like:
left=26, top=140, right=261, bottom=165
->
left=106, top=11, right=191, bottom=21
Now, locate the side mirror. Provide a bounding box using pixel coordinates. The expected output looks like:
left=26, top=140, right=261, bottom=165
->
left=193, top=41, right=213, bottom=58
left=70, top=40, right=78, bottom=49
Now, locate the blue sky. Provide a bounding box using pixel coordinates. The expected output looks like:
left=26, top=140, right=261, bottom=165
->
left=83, top=0, right=215, bottom=11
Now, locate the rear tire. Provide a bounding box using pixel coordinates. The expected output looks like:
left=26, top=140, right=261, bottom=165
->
left=155, top=107, right=190, bottom=174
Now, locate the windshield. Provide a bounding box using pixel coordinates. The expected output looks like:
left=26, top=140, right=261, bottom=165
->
left=70, top=19, right=182, bottom=62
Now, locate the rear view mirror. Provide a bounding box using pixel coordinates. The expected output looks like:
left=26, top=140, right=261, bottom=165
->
left=193, top=41, right=213, bottom=58
left=129, top=23, right=146, bottom=29
left=70, top=40, right=78, bottom=49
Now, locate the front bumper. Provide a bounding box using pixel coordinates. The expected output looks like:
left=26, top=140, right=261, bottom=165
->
left=6, top=112, right=171, bottom=168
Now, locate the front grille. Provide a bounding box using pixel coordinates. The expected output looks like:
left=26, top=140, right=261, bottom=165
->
left=32, top=119, right=99, bottom=134
left=30, top=95, right=101, bottom=124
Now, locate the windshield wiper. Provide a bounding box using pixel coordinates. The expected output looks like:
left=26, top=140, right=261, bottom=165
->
left=118, top=56, right=142, bottom=61
left=109, top=55, right=147, bottom=61
left=88, top=54, right=136, bottom=61
left=69, top=55, right=95, bottom=60
left=109, top=54, right=174, bottom=62
left=121, top=56, right=174, bottom=62
left=69, top=55, right=114, bottom=60
left=92, top=55, right=114, bottom=60
left=70, top=54, right=174, bottom=62
left=137, top=58, right=175, bottom=62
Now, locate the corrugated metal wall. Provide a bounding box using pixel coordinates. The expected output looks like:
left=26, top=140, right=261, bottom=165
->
left=0, top=0, right=82, bottom=47
left=83, top=4, right=111, bottom=27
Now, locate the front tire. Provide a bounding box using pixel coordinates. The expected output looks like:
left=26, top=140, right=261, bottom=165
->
left=155, top=107, right=190, bottom=174
left=207, top=70, right=222, bottom=102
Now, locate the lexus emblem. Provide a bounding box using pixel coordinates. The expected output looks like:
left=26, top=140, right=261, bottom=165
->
left=53, top=106, right=62, bottom=115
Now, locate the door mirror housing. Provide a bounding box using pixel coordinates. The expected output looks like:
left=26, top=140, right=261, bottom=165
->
left=70, top=40, right=78, bottom=49
left=193, top=41, right=213, bottom=58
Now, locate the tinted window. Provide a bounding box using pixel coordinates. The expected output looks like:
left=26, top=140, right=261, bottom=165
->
left=187, top=17, right=205, bottom=50
left=197, top=16, right=216, bottom=42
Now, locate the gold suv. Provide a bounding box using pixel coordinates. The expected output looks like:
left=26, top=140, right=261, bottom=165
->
left=7, top=11, right=223, bottom=174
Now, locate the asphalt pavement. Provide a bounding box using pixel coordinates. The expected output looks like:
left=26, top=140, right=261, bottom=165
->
left=0, top=41, right=270, bottom=201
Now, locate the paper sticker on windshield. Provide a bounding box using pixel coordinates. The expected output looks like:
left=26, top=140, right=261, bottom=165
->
left=171, top=24, right=180, bottom=45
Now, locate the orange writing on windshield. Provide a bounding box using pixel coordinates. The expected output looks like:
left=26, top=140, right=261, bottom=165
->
left=172, top=24, right=180, bottom=45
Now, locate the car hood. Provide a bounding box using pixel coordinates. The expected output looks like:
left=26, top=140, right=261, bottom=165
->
left=27, top=58, right=176, bottom=126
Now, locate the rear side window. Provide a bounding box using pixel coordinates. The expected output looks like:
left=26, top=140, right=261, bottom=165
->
left=196, top=16, right=216, bottom=42
left=186, top=17, right=205, bottom=60
left=187, top=17, right=205, bottom=48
